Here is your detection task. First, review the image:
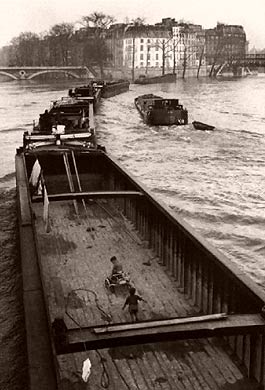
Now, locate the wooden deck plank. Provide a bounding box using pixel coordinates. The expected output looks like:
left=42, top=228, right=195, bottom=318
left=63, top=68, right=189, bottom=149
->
left=32, top=199, right=262, bottom=390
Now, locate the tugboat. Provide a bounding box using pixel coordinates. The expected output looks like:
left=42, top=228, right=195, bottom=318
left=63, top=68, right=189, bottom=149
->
left=135, top=94, right=188, bottom=126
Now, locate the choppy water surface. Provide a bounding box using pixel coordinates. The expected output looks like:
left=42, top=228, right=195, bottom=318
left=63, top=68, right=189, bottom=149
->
left=0, top=76, right=265, bottom=389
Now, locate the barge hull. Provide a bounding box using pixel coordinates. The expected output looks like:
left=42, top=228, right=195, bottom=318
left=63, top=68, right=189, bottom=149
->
left=17, top=149, right=265, bottom=389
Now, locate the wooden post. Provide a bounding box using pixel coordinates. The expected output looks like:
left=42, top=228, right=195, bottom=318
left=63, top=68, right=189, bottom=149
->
left=207, top=263, right=214, bottom=314
left=249, top=334, right=258, bottom=380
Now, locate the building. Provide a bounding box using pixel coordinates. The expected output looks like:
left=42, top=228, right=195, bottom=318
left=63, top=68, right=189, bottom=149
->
left=205, top=23, right=247, bottom=65
left=172, top=23, right=205, bottom=68
left=106, top=19, right=246, bottom=78
left=107, top=20, right=205, bottom=75
left=106, top=24, right=127, bottom=68
left=123, top=24, right=171, bottom=71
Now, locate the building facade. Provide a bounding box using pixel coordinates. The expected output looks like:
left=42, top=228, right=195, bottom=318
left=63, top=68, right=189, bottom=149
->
left=106, top=19, right=247, bottom=77
left=123, top=25, right=171, bottom=70
left=172, top=23, right=205, bottom=68
left=107, top=20, right=206, bottom=73
left=205, top=23, right=247, bottom=65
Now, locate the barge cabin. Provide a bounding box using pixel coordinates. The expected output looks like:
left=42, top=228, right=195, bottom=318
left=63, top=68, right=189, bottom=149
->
left=16, top=144, right=265, bottom=390
left=25, top=96, right=97, bottom=150
left=135, top=94, right=188, bottom=126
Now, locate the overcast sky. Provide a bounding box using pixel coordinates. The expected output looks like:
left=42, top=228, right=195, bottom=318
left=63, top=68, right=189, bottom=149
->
left=1, top=0, right=265, bottom=48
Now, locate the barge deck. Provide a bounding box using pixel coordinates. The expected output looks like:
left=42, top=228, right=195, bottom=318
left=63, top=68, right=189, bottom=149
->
left=16, top=149, right=265, bottom=390
left=32, top=198, right=261, bottom=389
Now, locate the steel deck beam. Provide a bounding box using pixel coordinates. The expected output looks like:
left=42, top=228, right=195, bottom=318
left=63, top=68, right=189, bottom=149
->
left=32, top=190, right=143, bottom=202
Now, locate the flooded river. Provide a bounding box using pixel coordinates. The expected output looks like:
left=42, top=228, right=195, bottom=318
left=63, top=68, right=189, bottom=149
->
left=0, top=75, right=265, bottom=389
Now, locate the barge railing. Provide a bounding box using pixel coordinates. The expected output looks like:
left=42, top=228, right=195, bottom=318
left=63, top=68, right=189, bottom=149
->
left=16, top=153, right=58, bottom=389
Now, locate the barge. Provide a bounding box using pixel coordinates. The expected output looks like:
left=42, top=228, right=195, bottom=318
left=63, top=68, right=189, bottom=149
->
left=69, top=79, right=130, bottom=100
left=16, top=140, right=265, bottom=389
left=134, top=73, right=176, bottom=84
left=135, top=94, right=188, bottom=125
left=101, top=79, right=130, bottom=98
left=26, top=96, right=97, bottom=150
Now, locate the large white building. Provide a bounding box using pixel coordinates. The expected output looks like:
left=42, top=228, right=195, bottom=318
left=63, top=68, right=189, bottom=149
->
left=107, top=21, right=206, bottom=74
left=122, top=26, right=172, bottom=70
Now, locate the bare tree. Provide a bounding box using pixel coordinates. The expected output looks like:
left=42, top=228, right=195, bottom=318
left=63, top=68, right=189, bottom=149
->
left=196, top=39, right=206, bottom=78
left=81, top=12, right=115, bottom=78
left=48, top=23, right=74, bottom=66
left=152, top=36, right=172, bottom=75
left=9, top=32, right=40, bottom=66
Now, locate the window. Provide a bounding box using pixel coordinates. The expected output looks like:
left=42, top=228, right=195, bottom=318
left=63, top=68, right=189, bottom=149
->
left=140, top=62, right=144, bottom=67
left=140, top=53, right=144, bottom=60
left=140, top=38, right=144, bottom=43
left=140, top=45, right=144, bottom=51
left=156, top=53, right=159, bottom=60
left=147, top=53, right=150, bottom=60
left=147, top=38, right=150, bottom=43
left=156, top=61, right=159, bottom=67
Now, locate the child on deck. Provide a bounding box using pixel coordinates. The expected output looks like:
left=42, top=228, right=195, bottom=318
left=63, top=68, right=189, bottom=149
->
left=122, top=287, right=145, bottom=322
left=110, top=256, right=123, bottom=276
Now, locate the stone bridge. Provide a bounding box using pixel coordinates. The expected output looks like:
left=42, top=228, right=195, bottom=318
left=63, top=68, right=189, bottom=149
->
left=0, top=66, right=97, bottom=80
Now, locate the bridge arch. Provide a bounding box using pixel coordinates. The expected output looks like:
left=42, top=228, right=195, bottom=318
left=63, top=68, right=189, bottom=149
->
left=27, top=69, right=81, bottom=80
left=0, top=71, right=18, bottom=80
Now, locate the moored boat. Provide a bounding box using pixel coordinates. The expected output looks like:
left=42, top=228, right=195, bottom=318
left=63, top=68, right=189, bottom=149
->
left=192, top=121, right=215, bottom=131
left=134, top=73, right=176, bottom=84
left=135, top=94, right=188, bottom=125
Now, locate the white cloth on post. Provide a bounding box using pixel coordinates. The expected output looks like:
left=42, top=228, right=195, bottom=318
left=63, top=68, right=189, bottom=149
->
left=29, top=159, right=41, bottom=187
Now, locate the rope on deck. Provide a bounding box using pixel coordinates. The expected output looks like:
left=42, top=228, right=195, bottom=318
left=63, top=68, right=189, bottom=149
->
left=65, top=287, right=110, bottom=388
left=64, top=287, right=135, bottom=389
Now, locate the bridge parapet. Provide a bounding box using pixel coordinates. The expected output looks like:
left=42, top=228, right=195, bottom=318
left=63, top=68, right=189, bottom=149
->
left=230, top=54, right=265, bottom=66
left=0, top=66, right=96, bottom=80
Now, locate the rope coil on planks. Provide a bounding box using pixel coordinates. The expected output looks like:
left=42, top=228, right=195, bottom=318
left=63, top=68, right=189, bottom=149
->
left=65, top=288, right=112, bottom=388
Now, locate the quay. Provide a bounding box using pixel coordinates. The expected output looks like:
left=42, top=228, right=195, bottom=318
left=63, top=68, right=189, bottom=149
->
left=16, top=147, right=265, bottom=390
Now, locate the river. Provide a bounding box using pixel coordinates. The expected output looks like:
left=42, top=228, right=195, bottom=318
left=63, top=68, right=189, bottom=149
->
left=0, top=75, right=265, bottom=389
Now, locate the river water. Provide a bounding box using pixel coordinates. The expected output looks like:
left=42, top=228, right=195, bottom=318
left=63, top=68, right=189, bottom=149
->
left=0, top=76, right=265, bottom=389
